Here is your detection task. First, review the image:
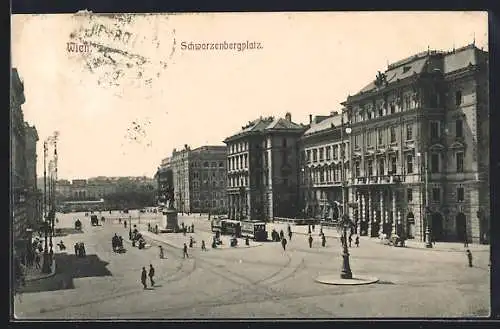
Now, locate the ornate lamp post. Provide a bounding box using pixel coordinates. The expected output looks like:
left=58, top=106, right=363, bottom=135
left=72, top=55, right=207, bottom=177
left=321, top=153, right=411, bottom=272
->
left=416, top=151, right=432, bottom=248
left=339, top=114, right=353, bottom=279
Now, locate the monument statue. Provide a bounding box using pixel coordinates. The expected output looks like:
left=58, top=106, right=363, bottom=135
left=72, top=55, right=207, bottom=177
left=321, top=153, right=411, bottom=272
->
left=162, top=185, right=178, bottom=232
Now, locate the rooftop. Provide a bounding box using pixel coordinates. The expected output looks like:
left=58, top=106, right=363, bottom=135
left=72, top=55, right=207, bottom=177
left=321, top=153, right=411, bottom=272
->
left=225, top=113, right=304, bottom=142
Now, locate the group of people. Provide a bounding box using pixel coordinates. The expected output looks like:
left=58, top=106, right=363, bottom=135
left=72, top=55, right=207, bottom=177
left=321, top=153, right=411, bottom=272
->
left=112, top=233, right=125, bottom=253
left=140, top=264, right=156, bottom=289
left=74, top=242, right=86, bottom=257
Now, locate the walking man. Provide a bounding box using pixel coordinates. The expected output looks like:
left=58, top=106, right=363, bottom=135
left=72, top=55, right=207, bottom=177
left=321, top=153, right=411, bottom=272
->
left=308, top=234, right=313, bottom=248
left=348, top=234, right=353, bottom=248
left=288, top=230, right=293, bottom=241
left=321, top=233, right=326, bottom=247
left=355, top=235, right=360, bottom=247
left=201, top=240, right=207, bottom=251
left=464, top=235, right=469, bottom=248
left=281, top=237, right=287, bottom=251
left=183, top=243, right=189, bottom=258
left=148, top=264, right=155, bottom=286
left=466, top=249, right=473, bottom=267
left=141, top=267, right=147, bottom=289
left=159, top=245, right=165, bottom=259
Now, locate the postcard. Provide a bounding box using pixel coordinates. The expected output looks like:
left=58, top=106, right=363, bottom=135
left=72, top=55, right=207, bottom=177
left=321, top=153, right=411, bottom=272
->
left=11, top=11, right=490, bottom=319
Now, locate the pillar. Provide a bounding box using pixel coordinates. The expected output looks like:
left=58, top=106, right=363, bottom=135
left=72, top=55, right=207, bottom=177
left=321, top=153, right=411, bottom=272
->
left=391, top=190, right=396, bottom=237
left=379, top=190, right=384, bottom=237
left=368, top=190, right=373, bottom=237
left=357, top=191, right=362, bottom=235
left=397, top=209, right=401, bottom=237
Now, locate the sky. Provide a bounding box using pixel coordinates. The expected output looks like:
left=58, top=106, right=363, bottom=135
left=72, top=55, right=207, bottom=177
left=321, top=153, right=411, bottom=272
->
left=11, top=11, right=488, bottom=180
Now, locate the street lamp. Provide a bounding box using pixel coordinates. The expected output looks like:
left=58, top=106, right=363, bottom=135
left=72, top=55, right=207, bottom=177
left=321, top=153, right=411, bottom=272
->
left=41, top=141, right=51, bottom=273
left=416, top=151, right=432, bottom=248
left=339, top=113, right=353, bottom=279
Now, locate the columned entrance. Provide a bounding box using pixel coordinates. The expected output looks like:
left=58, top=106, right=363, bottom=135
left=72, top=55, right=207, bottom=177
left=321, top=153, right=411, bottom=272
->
left=455, top=212, right=466, bottom=242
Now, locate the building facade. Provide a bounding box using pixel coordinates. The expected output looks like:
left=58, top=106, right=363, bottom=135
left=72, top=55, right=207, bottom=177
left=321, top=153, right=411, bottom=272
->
left=341, top=44, right=489, bottom=244
left=11, top=68, right=42, bottom=259
left=299, top=111, right=350, bottom=221
left=166, top=145, right=228, bottom=214
left=155, top=157, right=174, bottom=207
left=224, top=113, right=305, bottom=221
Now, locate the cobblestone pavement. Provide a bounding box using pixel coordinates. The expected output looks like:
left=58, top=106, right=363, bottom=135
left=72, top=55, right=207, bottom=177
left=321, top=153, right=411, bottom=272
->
left=13, top=211, right=490, bottom=319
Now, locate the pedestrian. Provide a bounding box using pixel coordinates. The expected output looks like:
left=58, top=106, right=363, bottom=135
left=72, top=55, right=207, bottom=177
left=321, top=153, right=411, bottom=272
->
left=281, top=237, right=287, bottom=251
left=308, top=234, right=313, bottom=248
left=189, top=236, right=194, bottom=248
left=141, top=267, right=147, bottom=289
left=321, top=234, right=326, bottom=247
left=191, top=223, right=195, bottom=233
left=74, top=243, right=78, bottom=256
left=308, top=224, right=312, bottom=234
left=355, top=235, right=360, bottom=247
left=35, top=252, right=41, bottom=269
left=466, top=249, right=473, bottom=267
left=288, top=230, right=293, bottom=241
left=201, top=240, right=206, bottom=251
left=348, top=234, right=353, bottom=248
left=159, top=245, right=165, bottom=259
left=124, top=220, right=127, bottom=229
left=148, top=264, right=155, bottom=286
left=183, top=243, right=189, bottom=258
left=312, top=224, right=315, bottom=232
left=464, top=236, right=469, bottom=248
left=279, top=230, right=284, bottom=240
left=119, top=218, right=122, bottom=224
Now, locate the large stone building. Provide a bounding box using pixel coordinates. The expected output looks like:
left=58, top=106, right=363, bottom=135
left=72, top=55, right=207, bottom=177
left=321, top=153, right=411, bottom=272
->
left=224, top=113, right=305, bottom=220
left=341, top=44, right=489, bottom=244
left=11, top=68, right=41, bottom=258
left=299, top=111, right=349, bottom=221
left=159, top=145, right=228, bottom=214
left=155, top=157, right=173, bottom=207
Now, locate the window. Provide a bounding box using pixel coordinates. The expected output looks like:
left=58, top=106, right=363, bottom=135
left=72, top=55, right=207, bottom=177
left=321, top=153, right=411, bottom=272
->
left=406, top=124, right=413, bottom=140
left=390, top=103, right=395, bottom=114
left=406, top=155, right=413, bottom=174
left=455, top=90, right=462, bottom=106
left=325, top=146, right=331, bottom=160
left=379, top=159, right=385, bottom=175
left=312, top=149, right=318, bottom=162
left=367, top=110, right=372, bottom=119
left=354, top=135, right=360, bottom=148
left=355, top=161, right=360, bottom=177
left=430, top=93, right=438, bottom=108
left=432, top=188, right=441, bottom=202
left=457, top=187, right=465, bottom=202
left=333, top=145, right=338, bottom=160
left=306, top=150, right=311, bottom=163
left=390, top=127, right=396, bottom=143
left=367, top=131, right=372, bottom=146
left=403, top=66, right=411, bottom=73
left=430, top=153, right=439, bottom=173
left=203, top=161, right=209, bottom=167
left=219, top=161, right=224, bottom=167
left=391, top=156, right=397, bottom=174
left=379, top=106, right=384, bottom=117
left=378, top=129, right=383, bottom=145
left=456, top=152, right=464, bottom=172
left=456, top=119, right=463, bottom=138
left=430, top=121, right=440, bottom=139
left=319, top=148, right=324, bottom=161
left=367, top=160, right=373, bottom=176
left=407, top=188, right=413, bottom=202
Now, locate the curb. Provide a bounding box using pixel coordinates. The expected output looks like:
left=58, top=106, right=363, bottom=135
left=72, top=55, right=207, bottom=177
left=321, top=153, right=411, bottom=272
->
left=25, top=260, right=56, bottom=282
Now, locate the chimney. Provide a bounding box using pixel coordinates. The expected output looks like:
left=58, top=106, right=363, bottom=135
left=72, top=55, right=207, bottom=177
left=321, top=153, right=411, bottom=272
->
left=285, top=112, right=292, bottom=121
left=309, top=114, right=313, bottom=124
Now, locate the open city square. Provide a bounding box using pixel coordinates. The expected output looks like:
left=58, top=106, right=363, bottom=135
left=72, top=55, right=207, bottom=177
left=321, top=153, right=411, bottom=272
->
left=11, top=12, right=490, bottom=319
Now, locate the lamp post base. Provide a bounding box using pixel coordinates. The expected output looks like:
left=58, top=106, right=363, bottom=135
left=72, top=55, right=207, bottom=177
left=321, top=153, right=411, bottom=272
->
left=425, top=227, right=433, bottom=248
left=42, top=251, right=51, bottom=274
left=340, top=253, right=353, bottom=279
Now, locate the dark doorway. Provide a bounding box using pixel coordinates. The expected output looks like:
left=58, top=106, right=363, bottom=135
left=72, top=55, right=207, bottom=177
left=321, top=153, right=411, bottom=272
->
left=431, top=212, right=444, bottom=241
left=371, top=210, right=381, bottom=237
left=456, top=212, right=466, bottom=242
left=407, top=212, right=415, bottom=239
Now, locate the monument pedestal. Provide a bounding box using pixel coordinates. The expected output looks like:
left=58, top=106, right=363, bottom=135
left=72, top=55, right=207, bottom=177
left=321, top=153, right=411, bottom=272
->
left=161, top=208, right=179, bottom=233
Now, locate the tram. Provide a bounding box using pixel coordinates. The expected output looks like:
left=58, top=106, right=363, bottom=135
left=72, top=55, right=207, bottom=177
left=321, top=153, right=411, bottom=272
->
left=241, top=221, right=268, bottom=241
left=220, top=219, right=242, bottom=237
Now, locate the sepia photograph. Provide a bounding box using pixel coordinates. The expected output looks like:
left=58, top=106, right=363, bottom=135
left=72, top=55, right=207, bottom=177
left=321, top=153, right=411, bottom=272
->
left=10, top=11, right=490, bottom=319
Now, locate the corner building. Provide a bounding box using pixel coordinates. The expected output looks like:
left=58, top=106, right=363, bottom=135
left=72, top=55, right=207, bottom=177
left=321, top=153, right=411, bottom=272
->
left=342, top=44, right=489, bottom=243
left=224, top=113, right=305, bottom=221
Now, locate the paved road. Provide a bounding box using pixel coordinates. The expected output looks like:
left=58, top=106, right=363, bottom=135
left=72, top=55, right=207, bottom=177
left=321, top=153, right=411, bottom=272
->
left=13, top=211, right=490, bottom=319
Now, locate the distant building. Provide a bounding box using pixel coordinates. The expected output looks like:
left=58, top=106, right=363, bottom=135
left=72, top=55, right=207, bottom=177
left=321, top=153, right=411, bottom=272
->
left=155, top=157, right=173, bottom=207
left=165, top=145, right=227, bottom=214
left=224, top=112, right=306, bottom=221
